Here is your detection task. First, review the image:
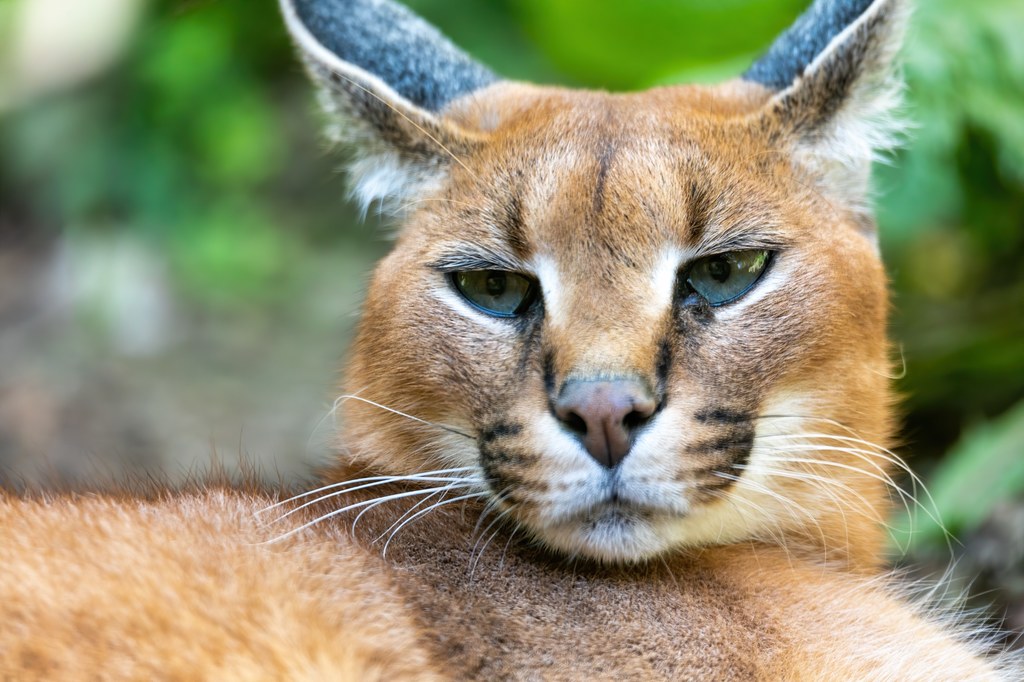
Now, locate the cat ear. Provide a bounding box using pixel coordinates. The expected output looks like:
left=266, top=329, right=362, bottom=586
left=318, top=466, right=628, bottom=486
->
left=279, top=0, right=499, bottom=214
left=745, top=0, right=909, bottom=208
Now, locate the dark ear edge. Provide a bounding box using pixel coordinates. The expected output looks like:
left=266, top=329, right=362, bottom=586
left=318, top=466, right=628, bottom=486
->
left=744, top=0, right=880, bottom=92
left=283, top=0, right=498, bottom=113
left=278, top=0, right=499, bottom=216
left=280, top=0, right=443, bottom=136
left=768, top=0, right=907, bottom=137
left=748, top=0, right=909, bottom=212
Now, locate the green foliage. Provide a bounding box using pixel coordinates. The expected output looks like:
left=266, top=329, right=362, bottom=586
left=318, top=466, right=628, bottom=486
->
left=893, top=398, right=1024, bottom=551
left=875, top=0, right=1024, bottom=524
left=512, top=0, right=808, bottom=87
left=0, top=0, right=301, bottom=304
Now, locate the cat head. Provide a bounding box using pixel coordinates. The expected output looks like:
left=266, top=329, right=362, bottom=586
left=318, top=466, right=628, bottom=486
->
left=281, top=0, right=908, bottom=567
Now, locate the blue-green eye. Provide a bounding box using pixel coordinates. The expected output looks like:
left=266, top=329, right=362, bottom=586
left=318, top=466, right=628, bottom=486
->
left=451, top=270, right=538, bottom=317
left=685, top=250, right=772, bottom=306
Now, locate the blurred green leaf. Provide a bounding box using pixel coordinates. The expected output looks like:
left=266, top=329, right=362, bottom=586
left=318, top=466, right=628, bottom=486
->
left=893, top=399, right=1024, bottom=552
left=513, top=0, right=807, bottom=89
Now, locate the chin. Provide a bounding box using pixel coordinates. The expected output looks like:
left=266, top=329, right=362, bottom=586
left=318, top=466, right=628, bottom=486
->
left=538, top=505, right=685, bottom=563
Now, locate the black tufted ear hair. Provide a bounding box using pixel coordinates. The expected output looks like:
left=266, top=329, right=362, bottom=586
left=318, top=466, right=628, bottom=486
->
left=745, top=0, right=909, bottom=211
left=279, top=0, right=500, bottom=214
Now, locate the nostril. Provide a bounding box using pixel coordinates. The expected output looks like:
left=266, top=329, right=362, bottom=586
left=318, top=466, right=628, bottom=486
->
left=622, top=409, right=651, bottom=431
left=563, top=411, right=588, bottom=436
left=552, top=378, right=659, bottom=468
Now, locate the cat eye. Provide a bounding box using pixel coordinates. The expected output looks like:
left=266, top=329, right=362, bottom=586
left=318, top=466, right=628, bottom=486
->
left=450, top=270, right=538, bottom=317
left=683, top=250, right=772, bottom=306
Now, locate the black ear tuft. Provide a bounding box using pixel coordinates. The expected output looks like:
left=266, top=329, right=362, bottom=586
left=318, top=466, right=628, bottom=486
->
left=290, top=0, right=497, bottom=113
left=744, top=0, right=877, bottom=91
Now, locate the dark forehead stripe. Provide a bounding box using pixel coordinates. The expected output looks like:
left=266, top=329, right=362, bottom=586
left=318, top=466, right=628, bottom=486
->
left=293, top=0, right=498, bottom=111
left=685, top=180, right=713, bottom=244
left=743, top=0, right=876, bottom=91
left=497, top=169, right=530, bottom=259
left=592, top=141, right=618, bottom=215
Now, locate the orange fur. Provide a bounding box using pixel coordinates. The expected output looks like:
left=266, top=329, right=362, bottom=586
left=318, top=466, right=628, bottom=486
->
left=0, top=484, right=1010, bottom=680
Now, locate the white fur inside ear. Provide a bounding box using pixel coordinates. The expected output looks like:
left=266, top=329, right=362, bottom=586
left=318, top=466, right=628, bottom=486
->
left=781, top=0, right=910, bottom=210
left=315, top=90, right=449, bottom=218
left=345, top=151, right=447, bottom=217
left=792, top=73, right=906, bottom=212
left=282, top=0, right=459, bottom=218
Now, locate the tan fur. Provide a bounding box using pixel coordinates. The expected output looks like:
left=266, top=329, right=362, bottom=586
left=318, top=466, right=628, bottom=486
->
left=0, top=483, right=1007, bottom=680
left=1, top=1, right=1018, bottom=678
left=340, top=80, right=895, bottom=569
left=0, top=487, right=441, bottom=681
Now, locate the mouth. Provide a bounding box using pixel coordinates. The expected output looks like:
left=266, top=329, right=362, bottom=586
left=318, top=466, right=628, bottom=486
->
left=532, top=488, right=693, bottom=562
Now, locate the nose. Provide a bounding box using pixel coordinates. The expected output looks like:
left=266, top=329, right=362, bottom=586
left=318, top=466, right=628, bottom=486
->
left=553, top=379, right=658, bottom=469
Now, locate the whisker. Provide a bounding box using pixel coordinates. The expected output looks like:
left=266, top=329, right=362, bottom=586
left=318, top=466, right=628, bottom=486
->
left=382, top=491, right=489, bottom=558
left=349, top=481, right=479, bottom=536
left=318, top=67, right=485, bottom=186
left=261, top=474, right=482, bottom=524
left=759, top=431, right=921, bottom=488
left=735, top=462, right=893, bottom=530
left=753, top=449, right=928, bottom=528
left=759, top=430, right=937, bottom=517
left=751, top=447, right=954, bottom=556
left=334, top=394, right=475, bottom=440
left=393, top=196, right=487, bottom=214
left=756, top=442, right=908, bottom=502
left=257, top=467, right=479, bottom=514
left=713, top=470, right=831, bottom=559
left=739, top=462, right=858, bottom=551
left=372, top=487, right=449, bottom=543
left=707, top=485, right=798, bottom=567
left=262, top=485, right=465, bottom=544
left=373, top=475, right=487, bottom=542
left=497, top=526, right=520, bottom=571
left=470, top=508, right=517, bottom=577
left=471, top=485, right=512, bottom=540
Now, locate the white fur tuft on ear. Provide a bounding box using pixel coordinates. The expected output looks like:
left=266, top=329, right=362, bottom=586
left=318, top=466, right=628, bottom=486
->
left=789, top=0, right=910, bottom=208
left=750, top=0, right=911, bottom=210
left=280, top=0, right=497, bottom=219
left=314, top=88, right=448, bottom=217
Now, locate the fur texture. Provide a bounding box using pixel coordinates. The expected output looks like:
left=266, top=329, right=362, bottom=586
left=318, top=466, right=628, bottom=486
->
left=0, top=484, right=1015, bottom=680
left=744, top=0, right=879, bottom=90
left=292, top=0, right=496, bottom=112
left=1, top=0, right=1019, bottom=678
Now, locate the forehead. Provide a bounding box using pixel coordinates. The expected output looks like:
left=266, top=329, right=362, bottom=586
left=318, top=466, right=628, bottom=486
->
left=442, top=85, right=796, bottom=268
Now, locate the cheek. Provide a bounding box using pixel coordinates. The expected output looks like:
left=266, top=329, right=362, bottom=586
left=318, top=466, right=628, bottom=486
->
left=677, top=247, right=878, bottom=395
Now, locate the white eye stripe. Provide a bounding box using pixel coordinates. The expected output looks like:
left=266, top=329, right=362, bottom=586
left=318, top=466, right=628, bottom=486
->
left=647, top=247, right=686, bottom=317
left=431, top=283, right=518, bottom=334
left=531, top=255, right=564, bottom=325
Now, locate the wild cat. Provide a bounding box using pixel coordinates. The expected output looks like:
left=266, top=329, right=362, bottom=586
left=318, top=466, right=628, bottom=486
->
left=0, top=0, right=1019, bottom=679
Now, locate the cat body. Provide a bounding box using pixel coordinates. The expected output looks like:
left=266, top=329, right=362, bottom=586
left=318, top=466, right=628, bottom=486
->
left=1, top=0, right=1019, bottom=679
left=0, top=482, right=1005, bottom=680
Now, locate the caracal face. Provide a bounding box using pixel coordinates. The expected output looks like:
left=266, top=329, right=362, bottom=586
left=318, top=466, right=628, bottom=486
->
left=347, top=84, right=891, bottom=562
left=283, top=0, right=905, bottom=563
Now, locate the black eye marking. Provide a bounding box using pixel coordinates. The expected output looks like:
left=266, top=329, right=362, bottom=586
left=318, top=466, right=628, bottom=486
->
left=694, top=408, right=753, bottom=425
left=479, top=422, right=523, bottom=445
left=654, top=337, right=673, bottom=404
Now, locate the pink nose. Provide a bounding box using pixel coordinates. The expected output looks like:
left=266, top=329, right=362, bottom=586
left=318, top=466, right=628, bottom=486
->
left=554, top=379, right=657, bottom=469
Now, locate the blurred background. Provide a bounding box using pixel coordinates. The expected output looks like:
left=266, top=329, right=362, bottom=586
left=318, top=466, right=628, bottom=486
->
left=1, top=0, right=1022, bottom=645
